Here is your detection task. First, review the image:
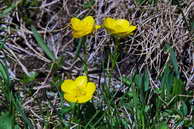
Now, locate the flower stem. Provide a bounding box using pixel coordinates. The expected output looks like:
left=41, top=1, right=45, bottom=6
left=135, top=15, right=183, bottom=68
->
left=82, top=37, right=88, bottom=75
left=111, top=36, right=120, bottom=70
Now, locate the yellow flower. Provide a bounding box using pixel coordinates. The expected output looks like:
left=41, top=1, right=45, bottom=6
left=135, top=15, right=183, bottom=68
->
left=103, top=17, right=137, bottom=37
left=61, top=76, right=96, bottom=103
left=70, top=16, right=100, bottom=38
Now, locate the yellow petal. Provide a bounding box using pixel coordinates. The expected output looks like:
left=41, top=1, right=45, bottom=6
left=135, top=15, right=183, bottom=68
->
left=61, top=80, right=76, bottom=93
left=82, top=16, right=95, bottom=26
left=75, top=76, right=88, bottom=88
left=85, top=82, right=96, bottom=95
left=70, top=18, right=81, bottom=31
left=77, top=94, right=92, bottom=103
left=103, top=17, right=116, bottom=30
left=118, top=25, right=137, bottom=36
left=64, top=93, right=77, bottom=103
left=95, top=25, right=101, bottom=30
left=103, top=17, right=137, bottom=37
left=72, top=31, right=87, bottom=38
left=76, top=82, right=96, bottom=103
left=82, top=16, right=95, bottom=34
left=112, top=19, right=131, bottom=33
left=116, top=19, right=131, bottom=27
left=127, top=25, right=137, bottom=33
left=70, top=16, right=98, bottom=38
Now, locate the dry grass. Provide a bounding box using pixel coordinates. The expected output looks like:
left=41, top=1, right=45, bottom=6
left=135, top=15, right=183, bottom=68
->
left=0, top=0, right=194, bottom=128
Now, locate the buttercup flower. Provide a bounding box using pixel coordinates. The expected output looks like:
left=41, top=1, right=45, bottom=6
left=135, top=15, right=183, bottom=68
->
left=103, top=17, right=137, bottom=37
left=70, top=16, right=100, bottom=38
left=61, top=76, right=96, bottom=103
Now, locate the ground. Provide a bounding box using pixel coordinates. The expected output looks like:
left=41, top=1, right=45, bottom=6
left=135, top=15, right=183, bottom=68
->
left=0, top=0, right=194, bottom=129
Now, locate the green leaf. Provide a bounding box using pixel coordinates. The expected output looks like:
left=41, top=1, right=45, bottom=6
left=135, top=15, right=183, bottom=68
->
left=83, top=0, right=95, bottom=9
left=0, top=112, right=14, bottom=129
left=148, top=0, right=158, bottom=5
left=75, top=38, right=83, bottom=57
left=179, top=101, right=188, bottom=116
left=161, top=66, right=173, bottom=94
left=165, top=44, right=179, bottom=78
left=0, top=39, right=5, bottom=49
left=158, top=122, right=169, bottom=129
left=61, top=106, right=73, bottom=114
left=134, top=74, right=142, bottom=88
left=172, top=77, right=184, bottom=96
left=31, top=26, right=56, bottom=61
left=60, top=103, right=75, bottom=114
left=143, top=71, right=149, bottom=91
left=144, top=105, right=150, bottom=113
left=81, top=102, right=98, bottom=125
left=170, top=48, right=179, bottom=78
left=21, top=71, right=38, bottom=83
left=14, top=97, right=33, bottom=129
left=0, top=61, right=10, bottom=86
left=120, top=76, right=132, bottom=87
left=134, top=74, right=146, bottom=104
left=0, top=3, right=16, bottom=17
left=135, top=0, right=145, bottom=5
left=74, top=37, right=87, bottom=62
left=192, top=22, right=194, bottom=31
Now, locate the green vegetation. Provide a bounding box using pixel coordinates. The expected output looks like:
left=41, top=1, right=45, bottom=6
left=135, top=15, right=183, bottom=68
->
left=0, top=0, right=193, bottom=128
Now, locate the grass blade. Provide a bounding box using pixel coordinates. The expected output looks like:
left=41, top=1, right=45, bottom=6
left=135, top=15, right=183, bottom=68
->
left=143, top=71, right=149, bottom=91
left=31, top=25, right=56, bottom=61
left=0, top=60, right=10, bottom=86
left=14, top=97, right=34, bottom=129
left=164, top=44, right=180, bottom=78
left=0, top=3, right=16, bottom=17
left=169, top=48, right=179, bottom=78
left=0, top=112, right=14, bottom=129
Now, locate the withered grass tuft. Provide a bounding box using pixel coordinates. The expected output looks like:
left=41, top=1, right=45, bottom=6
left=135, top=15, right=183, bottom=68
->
left=0, top=0, right=193, bottom=128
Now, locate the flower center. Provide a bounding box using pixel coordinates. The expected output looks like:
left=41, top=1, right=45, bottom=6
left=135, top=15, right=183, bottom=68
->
left=76, top=88, right=86, bottom=97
